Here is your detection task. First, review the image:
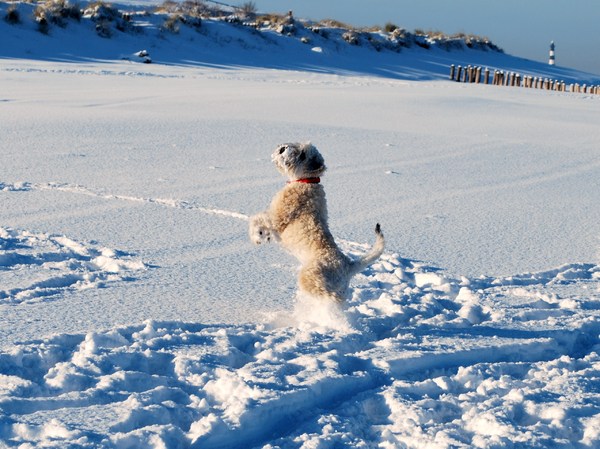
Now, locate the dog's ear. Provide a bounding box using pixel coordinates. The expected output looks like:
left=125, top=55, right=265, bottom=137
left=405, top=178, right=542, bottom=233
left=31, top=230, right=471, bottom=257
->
left=301, top=142, right=318, bottom=156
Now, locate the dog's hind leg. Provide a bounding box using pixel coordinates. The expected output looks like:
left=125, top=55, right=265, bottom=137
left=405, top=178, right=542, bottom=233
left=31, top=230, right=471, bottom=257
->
left=298, top=264, right=345, bottom=303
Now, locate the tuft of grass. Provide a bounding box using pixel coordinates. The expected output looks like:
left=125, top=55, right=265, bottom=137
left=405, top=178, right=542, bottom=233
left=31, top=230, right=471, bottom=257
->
left=384, top=22, right=397, bottom=33
left=155, top=0, right=206, bottom=30
left=85, top=1, right=120, bottom=22
left=238, top=1, right=256, bottom=20
left=317, top=18, right=353, bottom=29
left=161, top=14, right=182, bottom=33
left=256, top=13, right=283, bottom=27
left=36, top=15, right=50, bottom=34
left=155, top=0, right=178, bottom=14
left=155, top=1, right=203, bottom=31
left=95, top=19, right=111, bottom=37
left=34, top=0, right=81, bottom=30
left=84, top=1, right=140, bottom=36
left=184, top=0, right=216, bottom=17
left=4, top=5, right=21, bottom=24
left=342, top=30, right=359, bottom=45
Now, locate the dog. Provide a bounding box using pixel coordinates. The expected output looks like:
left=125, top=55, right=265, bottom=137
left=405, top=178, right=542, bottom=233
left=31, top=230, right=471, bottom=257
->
left=249, top=142, right=384, bottom=303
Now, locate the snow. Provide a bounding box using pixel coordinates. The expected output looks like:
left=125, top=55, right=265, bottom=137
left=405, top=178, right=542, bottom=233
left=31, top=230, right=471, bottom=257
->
left=2, top=1, right=600, bottom=447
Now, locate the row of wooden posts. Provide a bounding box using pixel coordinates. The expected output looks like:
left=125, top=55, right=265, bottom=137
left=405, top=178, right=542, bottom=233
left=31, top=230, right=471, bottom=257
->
left=449, top=64, right=600, bottom=95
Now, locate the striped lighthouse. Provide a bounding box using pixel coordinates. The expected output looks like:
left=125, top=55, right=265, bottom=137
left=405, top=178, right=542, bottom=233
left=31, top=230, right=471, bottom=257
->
left=549, top=41, right=555, bottom=65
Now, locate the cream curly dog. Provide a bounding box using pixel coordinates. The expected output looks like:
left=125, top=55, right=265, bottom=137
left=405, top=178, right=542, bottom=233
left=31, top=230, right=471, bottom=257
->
left=249, top=142, right=384, bottom=303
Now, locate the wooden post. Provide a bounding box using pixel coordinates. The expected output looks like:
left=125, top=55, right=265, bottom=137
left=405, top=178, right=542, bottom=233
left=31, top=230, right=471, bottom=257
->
left=463, top=67, right=468, bottom=83
left=475, top=67, right=481, bottom=83
left=484, top=68, right=490, bottom=84
left=467, top=66, right=472, bottom=82
left=516, top=74, right=521, bottom=87
left=456, top=66, right=462, bottom=82
left=450, top=64, right=455, bottom=80
left=583, top=84, right=587, bottom=93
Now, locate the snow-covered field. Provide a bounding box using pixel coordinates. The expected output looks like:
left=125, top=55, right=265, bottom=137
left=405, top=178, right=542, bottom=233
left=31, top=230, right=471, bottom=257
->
left=2, top=3, right=600, bottom=447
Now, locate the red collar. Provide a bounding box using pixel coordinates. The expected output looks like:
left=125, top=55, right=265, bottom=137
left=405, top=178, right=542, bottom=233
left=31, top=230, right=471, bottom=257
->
left=288, top=177, right=320, bottom=184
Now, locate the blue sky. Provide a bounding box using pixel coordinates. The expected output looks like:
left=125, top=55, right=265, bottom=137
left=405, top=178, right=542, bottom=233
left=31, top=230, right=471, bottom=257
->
left=248, top=0, right=600, bottom=76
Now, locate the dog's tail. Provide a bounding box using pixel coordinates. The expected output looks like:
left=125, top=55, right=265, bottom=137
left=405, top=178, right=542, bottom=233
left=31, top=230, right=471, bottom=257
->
left=349, top=223, right=385, bottom=276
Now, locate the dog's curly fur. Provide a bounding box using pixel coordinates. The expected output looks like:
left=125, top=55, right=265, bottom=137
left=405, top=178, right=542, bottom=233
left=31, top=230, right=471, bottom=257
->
left=249, top=142, right=384, bottom=303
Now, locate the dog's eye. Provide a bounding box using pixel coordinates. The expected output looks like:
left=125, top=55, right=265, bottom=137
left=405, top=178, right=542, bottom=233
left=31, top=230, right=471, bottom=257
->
left=259, top=230, right=263, bottom=235
left=279, top=146, right=286, bottom=155
left=298, top=153, right=306, bottom=161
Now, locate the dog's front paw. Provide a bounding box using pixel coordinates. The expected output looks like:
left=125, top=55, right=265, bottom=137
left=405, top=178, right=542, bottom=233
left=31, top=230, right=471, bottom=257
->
left=249, top=213, right=277, bottom=245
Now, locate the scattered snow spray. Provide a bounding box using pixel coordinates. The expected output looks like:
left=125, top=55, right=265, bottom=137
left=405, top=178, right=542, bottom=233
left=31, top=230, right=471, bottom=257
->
left=549, top=41, right=555, bottom=65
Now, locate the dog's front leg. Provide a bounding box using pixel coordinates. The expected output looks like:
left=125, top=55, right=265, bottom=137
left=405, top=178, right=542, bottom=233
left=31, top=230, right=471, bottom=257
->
left=248, top=211, right=280, bottom=245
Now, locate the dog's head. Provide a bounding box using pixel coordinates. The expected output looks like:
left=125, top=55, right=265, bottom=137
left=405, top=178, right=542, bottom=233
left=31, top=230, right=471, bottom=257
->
left=271, top=142, right=326, bottom=181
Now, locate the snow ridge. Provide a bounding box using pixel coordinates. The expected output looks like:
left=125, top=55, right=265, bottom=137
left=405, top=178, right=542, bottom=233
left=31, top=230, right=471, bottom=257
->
left=2, top=0, right=598, bottom=83
left=0, top=226, right=146, bottom=304
left=1, top=181, right=249, bottom=222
